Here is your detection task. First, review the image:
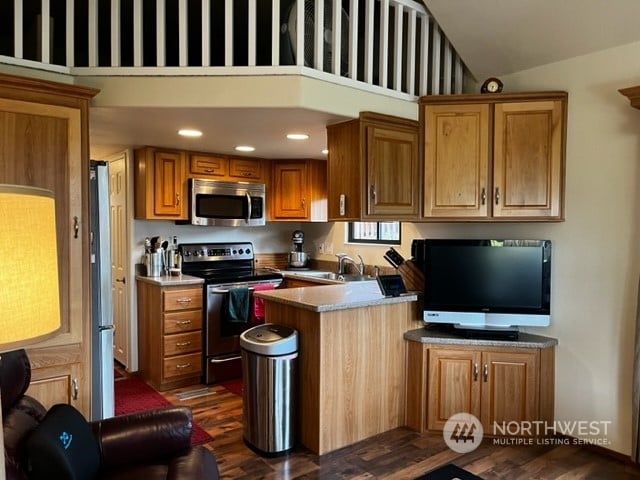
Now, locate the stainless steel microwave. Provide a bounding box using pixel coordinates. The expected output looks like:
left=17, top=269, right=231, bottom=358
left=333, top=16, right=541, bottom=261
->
left=189, top=178, right=266, bottom=227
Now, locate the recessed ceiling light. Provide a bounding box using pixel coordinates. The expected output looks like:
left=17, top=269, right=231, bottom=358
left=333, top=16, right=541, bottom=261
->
left=178, top=128, right=202, bottom=137
left=286, top=133, right=309, bottom=140
left=321, top=149, right=329, bottom=155
left=235, top=145, right=255, bottom=152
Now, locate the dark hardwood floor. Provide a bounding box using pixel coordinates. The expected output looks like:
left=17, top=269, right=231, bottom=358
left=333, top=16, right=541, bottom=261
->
left=115, top=368, right=640, bottom=479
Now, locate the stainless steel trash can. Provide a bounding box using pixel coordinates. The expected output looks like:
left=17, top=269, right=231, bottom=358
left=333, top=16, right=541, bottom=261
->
left=240, top=323, right=298, bottom=455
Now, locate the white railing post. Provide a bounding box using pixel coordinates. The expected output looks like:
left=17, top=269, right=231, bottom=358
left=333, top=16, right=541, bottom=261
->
left=179, top=0, right=188, bottom=66
left=379, top=0, right=389, bottom=88
left=272, top=0, right=280, bottom=66
left=133, top=0, right=143, bottom=66
left=431, top=23, right=441, bottom=94
left=13, top=0, right=23, bottom=59
left=332, top=0, right=342, bottom=75
left=443, top=37, right=452, bottom=94
left=202, top=0, right=210, bottom=66
left=406, top=8, right=416, bottom=95
left=156, top=0, right=166, bottom=66
left=364, top=0, right=374, bottom=84
left=295, top=0, right=304, bottom=66
left=89, top=0, right=98, bottom=66
left=66, top=0, right=74, bottom=66
left=41, top=0, right=51, bottom=64
left=314, top=0, right=324, bottom=70
left=111, top=0, right=121, bottom=67
left=348, top=0, right=359, bottom=80
left=418, top=13, right=430, bottom=96
left=393, top=3, right=403, bottom=91
left=225, top=0, right=233, bottom=66
left=248, top=0, right=257, bottom=66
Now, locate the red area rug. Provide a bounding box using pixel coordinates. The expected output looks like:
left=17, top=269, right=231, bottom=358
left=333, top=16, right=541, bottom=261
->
left=114, top=376, right=212, bottom=446
left=218, top=378, right=242, bottom=396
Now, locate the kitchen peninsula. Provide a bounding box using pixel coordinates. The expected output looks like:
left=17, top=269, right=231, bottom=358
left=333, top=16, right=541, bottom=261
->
left=255, top=282, right=421, bottom=455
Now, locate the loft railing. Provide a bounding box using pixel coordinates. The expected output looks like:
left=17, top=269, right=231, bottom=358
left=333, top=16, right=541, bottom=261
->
left=0, top=0, right=466, bottom=99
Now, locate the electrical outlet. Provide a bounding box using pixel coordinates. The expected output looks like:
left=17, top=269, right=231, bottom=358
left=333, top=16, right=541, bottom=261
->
left=318, top=243, right=325, bottom=254
left=326, top=242, right=333, bottom=254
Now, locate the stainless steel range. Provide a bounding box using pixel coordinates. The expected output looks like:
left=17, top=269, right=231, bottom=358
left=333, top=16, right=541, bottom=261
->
left=180, top=242, right=283, bottom=384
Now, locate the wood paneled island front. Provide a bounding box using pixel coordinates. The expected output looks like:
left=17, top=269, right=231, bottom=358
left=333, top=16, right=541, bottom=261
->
left=255, top=282, right=420, bottom=455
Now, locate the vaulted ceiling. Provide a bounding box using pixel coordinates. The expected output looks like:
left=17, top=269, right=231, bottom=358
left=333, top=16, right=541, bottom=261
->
left=423, top=0, right=640, bottom=80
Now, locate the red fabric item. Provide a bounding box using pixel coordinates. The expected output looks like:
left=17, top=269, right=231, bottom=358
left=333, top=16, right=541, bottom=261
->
left=251, top=283, right=275, bottom=322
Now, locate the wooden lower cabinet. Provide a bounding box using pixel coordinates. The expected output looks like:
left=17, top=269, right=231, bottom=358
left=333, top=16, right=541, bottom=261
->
left=406, top=342, right=554, bottom=434
left=137, top=281, right=204, bottom=391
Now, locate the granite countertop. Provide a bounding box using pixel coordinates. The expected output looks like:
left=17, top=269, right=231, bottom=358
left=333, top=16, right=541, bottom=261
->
left=135, top=274, right=204, bottom=287
left=255, top=281, right=418, bottom=312
left=404, top=327, right=558, bottom=348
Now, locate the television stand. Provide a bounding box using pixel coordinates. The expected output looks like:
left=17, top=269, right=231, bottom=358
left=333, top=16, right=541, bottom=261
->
left=454, top=325, right=519, bottom=341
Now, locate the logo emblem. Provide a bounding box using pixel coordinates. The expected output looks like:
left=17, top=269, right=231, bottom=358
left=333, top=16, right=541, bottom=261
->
left=443, top=413, right=483, bottom=453
left=59, top=431, right=73, bottom=450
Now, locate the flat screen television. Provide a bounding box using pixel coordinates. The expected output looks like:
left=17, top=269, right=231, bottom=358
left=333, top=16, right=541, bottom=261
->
left=414, top=239, right=552, bottom=330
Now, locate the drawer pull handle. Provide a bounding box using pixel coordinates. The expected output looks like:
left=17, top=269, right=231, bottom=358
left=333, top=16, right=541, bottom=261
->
left=176, top=320, right=192, bottom=326
left=473, top=363, right=479, bottom=381
left=175, top=363, right=191, bottom=369
left=483, top=363, right=489, bottom=382
left=175, top=341, right=192, bottom=347
left=209, top=355, right=241, bottom=364
left=176, top=298, right=192, bottom=304
left=71, top=378, right=79, bottom=400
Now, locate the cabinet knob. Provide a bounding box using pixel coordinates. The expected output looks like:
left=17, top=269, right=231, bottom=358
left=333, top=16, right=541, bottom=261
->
left=176, top=193, right=181, bottom=206
left=370, top=185, right=376, bottom=202
left=301, top=197, right=306, bottom=209
left=495, top=187, right=500, bottom=205
left=481, top=188, right=486, bottom=205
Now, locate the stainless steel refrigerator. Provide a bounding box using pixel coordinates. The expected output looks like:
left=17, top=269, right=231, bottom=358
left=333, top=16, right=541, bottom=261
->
left=90, top=160, right=115, bottom=420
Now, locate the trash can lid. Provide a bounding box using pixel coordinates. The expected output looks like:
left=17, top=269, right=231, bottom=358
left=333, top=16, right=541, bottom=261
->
left=240, top=323, right=298, bottom=356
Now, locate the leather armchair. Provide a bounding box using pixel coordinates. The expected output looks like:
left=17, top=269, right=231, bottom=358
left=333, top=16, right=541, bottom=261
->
left=2, top=349, right=219, bottom=480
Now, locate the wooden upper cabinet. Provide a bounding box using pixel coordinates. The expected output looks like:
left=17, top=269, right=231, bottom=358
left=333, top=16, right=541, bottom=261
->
left=189, top=153, right=228, bottom=178
left=493, top=100, right=564, bottom=218
left=424, top=104, right=490, bottom=217
left=0, top=73, right=98, bottom=418
left=327, top=112, right=419, bottom=221
left=134, top=147, right=188, bottom=220
left=270, top=160, right=327, bottom=221
left=421, top=92, right=567, bottom=221
left=229, top=157, right=263, bottom=180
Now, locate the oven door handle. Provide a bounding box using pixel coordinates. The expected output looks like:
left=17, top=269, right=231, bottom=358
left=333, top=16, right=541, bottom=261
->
left=245, top=191, right=252, bottom=224
left=208, top=283, right=281, bottom=294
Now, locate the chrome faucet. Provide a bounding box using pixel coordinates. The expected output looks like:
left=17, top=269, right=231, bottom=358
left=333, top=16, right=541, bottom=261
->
left=336, top=253, right=365, bottom=276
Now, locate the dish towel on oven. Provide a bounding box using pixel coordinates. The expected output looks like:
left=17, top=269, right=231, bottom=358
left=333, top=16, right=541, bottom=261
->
left=252, top=283, right=276, bottom=322
left=223, top=286, right=250, bottom=323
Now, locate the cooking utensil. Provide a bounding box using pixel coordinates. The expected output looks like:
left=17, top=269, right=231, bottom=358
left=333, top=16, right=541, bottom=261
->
left=383, top=247, right=405, bottom=269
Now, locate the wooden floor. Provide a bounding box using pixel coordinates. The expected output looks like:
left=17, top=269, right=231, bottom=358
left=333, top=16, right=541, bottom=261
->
left=117, top=368, right=640, bottom=479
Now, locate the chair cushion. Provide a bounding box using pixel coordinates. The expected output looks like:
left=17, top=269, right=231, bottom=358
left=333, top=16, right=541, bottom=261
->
left=24, top=403, right=101, bottom=480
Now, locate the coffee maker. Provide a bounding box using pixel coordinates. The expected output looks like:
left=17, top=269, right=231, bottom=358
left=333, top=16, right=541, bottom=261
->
left=287, top=230, right=309, bottom=269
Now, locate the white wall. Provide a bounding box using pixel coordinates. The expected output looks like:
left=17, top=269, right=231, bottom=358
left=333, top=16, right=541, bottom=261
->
left=307, top=41, right=640, bottom=455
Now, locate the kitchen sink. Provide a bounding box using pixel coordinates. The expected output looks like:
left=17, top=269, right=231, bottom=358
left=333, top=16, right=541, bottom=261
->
left=291, top=271, right=375, bottom=282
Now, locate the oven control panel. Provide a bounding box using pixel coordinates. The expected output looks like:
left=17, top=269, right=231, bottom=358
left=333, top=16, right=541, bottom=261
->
left=181, top=242, right=254, bottom=262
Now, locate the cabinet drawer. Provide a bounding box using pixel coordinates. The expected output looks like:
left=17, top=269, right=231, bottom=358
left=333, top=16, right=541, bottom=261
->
left=163, top=288, right=203, bottom=311
left=229, top=158, right=262, bottom=179
left=190, top=154, right=228, bottom=177
left=163, top=310, right=202, bottom=334
left=163, top=353, right=202, bottom=379
left=164, top=331, right=202, bottom=356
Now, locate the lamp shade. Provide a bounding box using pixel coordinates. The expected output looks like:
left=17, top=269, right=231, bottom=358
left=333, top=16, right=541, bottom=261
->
left=0, top=185, right=61, bottom=350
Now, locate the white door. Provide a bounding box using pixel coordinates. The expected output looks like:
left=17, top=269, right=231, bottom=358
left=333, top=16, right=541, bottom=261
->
left=109, top=153, right=129, bottom=367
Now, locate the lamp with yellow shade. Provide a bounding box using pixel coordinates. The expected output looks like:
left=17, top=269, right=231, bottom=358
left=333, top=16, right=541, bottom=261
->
left=0, top=185, right=62, bottom=480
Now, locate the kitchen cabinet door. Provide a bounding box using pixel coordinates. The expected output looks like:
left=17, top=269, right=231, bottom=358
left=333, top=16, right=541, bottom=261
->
left=0, top=73, right=97, bottom=418
left=427, top=347, right=482, bottom=430
left=229, top=157, right=263, bottom=181
left=271, top=160, right=327, bottom=221
left=134, top=147, right=188, bottom=220
left=423, top=104, right=490, bottom=218
left=493, top=100, right=564, bottom=218
left=365, top=122, right=420, bottom=217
